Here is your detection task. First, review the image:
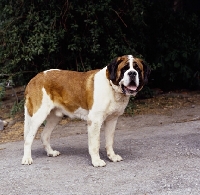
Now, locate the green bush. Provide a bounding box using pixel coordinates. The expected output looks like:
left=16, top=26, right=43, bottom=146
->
left=143, top=0, right=200, bottom=90
left=0, top=0, right=65, bottom=85
left=0, top=0, right=199, bottom=90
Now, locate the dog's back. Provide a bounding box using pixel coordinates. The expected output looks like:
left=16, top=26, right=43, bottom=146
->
left=25, top=69, right=99, bottom=117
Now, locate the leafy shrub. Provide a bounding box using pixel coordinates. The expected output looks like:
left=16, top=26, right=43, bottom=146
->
left=0, top=0, right=199, bottom=90
left=0, top=0, right=65, bottom=85
left=142, top=0, right=200, bottom=90
left=0, top=83, right=5, bottom=102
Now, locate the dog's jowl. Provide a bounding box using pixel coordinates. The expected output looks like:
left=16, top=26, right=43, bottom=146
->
left=22, top=55, right=150, bottom=167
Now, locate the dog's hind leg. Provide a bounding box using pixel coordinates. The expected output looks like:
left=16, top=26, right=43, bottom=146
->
left=24, top=106, right=31, bottom=140
left=22, top=109, right=49, bottom=165
left=41, top=109, right=62, bottom=157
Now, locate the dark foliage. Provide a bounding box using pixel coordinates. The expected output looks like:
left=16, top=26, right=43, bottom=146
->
left=0, top=0, right=199, bottom=90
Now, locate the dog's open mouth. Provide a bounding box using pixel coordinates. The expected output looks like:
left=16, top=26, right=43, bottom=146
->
left=122, top=82, right=138, bottom=94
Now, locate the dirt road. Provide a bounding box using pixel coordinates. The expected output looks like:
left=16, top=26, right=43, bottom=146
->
left=1, top=105, right=200, bottom=195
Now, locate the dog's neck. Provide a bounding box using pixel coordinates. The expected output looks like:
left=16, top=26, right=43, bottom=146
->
left=109, top=80, right=122, bottom=94
left=109, top=80, right=130, bottom=102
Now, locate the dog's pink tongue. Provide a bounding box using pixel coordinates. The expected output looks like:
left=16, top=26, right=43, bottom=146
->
left=126, top=86, right=137, bottom=91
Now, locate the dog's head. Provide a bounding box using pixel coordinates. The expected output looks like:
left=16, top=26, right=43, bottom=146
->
left=106, top=55, right=151, bottom=95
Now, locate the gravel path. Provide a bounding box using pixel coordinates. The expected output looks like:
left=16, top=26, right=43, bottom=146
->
left=1, top=108, right=200, bottom=195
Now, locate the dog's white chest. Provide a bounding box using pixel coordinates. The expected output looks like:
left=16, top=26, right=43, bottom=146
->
left=106, top=96, right=129, bottom=117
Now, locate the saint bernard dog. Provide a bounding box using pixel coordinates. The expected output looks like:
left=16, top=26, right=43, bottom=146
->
left=22, top=55, right=150, bottom=167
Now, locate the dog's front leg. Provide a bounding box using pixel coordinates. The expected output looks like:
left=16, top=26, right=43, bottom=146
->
left=87, top=118, right=106, bottom=167
left=104, top=117, right=123, bottom=162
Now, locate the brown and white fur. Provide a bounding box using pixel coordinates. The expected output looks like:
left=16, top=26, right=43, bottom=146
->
left=22, top=55, right=150, bottom=167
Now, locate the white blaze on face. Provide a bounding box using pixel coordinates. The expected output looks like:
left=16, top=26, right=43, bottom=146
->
left=128, top=55, right=134, bottom=67
left=120, top=55, right=139, bottom=90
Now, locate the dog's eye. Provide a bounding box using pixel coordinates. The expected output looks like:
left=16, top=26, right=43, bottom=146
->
left=121, top=65, right=129, bottom=73
left=134, top=65, right=140, bottom=73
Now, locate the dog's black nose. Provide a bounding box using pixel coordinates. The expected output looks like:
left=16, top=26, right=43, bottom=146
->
left=128, top=71, right=137, bottom=78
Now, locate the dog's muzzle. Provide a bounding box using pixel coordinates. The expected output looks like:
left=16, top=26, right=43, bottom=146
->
left=122, top=71, right=138, bottom=94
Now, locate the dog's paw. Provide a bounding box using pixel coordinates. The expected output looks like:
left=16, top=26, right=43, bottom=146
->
left=21, top=156, right=33, bottom=165
left=47, top=150, right=61, bottom=157
left=92, top=159, right=106, bottom=167
left=108, top=154, right=123, bottom=162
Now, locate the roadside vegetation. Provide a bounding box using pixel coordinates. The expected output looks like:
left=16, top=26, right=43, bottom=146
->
left=0, top=0, right=200, bottom=114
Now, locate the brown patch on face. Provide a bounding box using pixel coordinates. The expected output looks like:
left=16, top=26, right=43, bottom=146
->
left=25, top=72, right=44, bottom=116
left=116, top=56, right=129, bottom=81
left=133, top=58, right=146, bottom=91
left=134, top=58, right=144, bottom=80
left=106, top=55, right=129, bottom=85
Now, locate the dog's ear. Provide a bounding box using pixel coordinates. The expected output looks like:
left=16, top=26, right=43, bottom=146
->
left=141, top=60, right=151, bottom=84
left=107, top=57, right=123, bottom=81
